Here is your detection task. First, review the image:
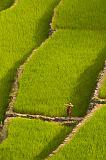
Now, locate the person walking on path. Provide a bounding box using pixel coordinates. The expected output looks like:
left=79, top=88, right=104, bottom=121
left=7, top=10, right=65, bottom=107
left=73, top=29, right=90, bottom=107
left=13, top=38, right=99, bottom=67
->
left=66, top=103, right=73, bottom=117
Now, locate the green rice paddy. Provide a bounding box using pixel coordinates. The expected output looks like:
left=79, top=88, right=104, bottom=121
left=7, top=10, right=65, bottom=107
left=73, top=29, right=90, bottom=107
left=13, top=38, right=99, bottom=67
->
left=0, top=0, right=59, bottom=121
left=52, top=0, right=106, bottom=30
left=0, top=118, right=71, bottom=160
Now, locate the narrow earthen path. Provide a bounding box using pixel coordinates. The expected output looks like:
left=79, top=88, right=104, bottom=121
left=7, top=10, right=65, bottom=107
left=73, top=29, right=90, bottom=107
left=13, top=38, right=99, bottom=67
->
left=5, top=112, right=83, bottom=123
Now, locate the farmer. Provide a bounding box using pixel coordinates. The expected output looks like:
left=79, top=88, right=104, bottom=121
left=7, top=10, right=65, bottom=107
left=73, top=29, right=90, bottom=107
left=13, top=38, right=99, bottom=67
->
left=66, top=103, right=73, bottom=117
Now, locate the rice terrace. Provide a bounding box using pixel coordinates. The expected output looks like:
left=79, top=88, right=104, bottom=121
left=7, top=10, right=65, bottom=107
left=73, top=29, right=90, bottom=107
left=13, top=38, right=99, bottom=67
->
left=0, top=0, right=106, bottom=159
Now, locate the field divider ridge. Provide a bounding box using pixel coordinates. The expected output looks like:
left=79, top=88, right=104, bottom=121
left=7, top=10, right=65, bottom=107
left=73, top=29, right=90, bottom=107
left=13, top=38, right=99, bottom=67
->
left=5, top=112, right=83, bottom=123
left=90, top=60, right=106, bottom=105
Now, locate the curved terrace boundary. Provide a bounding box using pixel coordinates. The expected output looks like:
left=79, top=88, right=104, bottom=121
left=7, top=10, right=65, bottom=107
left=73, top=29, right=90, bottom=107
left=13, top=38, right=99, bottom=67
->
left=0, top=0, right=18, bottom=12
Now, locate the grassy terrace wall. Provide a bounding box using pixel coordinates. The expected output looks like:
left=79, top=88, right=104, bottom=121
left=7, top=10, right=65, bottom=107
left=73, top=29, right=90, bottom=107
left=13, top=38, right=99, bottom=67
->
left=98, top=76, right=106, bottom=99
left=0, top=0, right=14, bottom=11
left=48, top=105, right=106, bottom=160
left=0, top=0, right=59, bottom=121
left=0, top=118, right=71, bottom=160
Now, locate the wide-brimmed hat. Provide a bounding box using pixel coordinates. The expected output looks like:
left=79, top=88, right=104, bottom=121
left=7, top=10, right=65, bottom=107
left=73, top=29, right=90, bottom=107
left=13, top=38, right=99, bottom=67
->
left=65, top=103, right=74, bottom=107
left=69, top=103, right=74, bottom=107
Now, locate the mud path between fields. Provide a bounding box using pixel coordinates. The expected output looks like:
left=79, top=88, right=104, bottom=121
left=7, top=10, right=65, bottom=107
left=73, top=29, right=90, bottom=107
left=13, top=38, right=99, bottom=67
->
left=6, top=112, right=83, bottom=124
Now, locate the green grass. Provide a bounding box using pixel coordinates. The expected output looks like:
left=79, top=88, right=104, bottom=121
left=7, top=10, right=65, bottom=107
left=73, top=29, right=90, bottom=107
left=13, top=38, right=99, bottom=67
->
left=14, top=30, right=106, bottom=117
left=0, top=118, right=71, bottom=160
left=52, top=0, right=106, bottom=30
left=98, top=77, right=106, bottom=99
left=0, top=0, right=14, bottom=11
left=48, top=105, right=106, bottom=160
left=0, top=0, right=59, bottom=122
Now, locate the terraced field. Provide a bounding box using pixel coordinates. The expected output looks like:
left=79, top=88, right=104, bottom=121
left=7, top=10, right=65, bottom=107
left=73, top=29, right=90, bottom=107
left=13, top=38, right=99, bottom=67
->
left=14, top=30, right=106, bottom=117
left=14, top=0, right=106, bottom=117
left=0, top=0, right=59, bottom=121
left=0, top=0, right=106, bottom=159
left=0, top=118, right=71, bottom=160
